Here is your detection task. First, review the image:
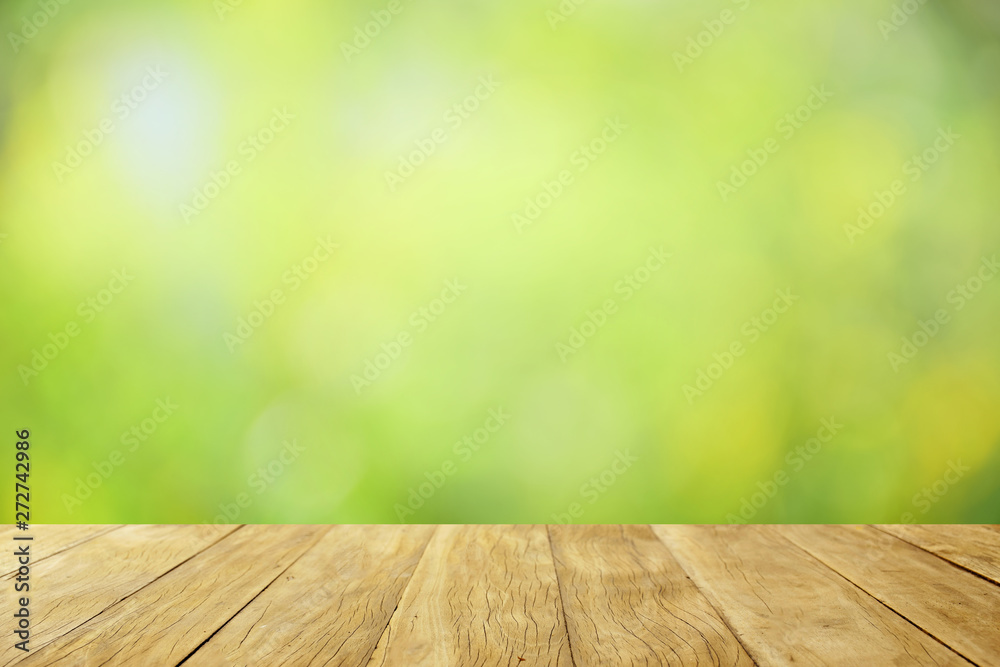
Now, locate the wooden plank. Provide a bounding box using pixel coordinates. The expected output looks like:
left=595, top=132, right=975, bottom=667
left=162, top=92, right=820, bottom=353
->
left=652, top=525, right=972, bottom=666
left=0, top=524, right=237, bottom=666
left=781, top=524, right=1000, bottom=667
left=186, top=524, right=435, bottom=667
left=1, top=525, right=122, bottom=575
left=367, top=525, right=573, bottom=666
left=875, top=524, right=1000, bottom=586
left=18, top=525, right=327, bottom=666
left=549, top=524, right=754, bottom=666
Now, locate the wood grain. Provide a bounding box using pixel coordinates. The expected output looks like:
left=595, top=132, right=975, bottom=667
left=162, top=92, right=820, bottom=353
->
left=367, top=524, right=573, bottom=666
left=1, top=525, right=121, bottom=576
left=5, top=525, right=995, bottom=665
left=1, top=524, right=236, bottom=666
left=18, top=525, right=327, bottom=666
left=875, top=524, right=1000, bottom=585
left=186, top=524, right=435, bottom=667
left=549, top=524, right=754, bottom=666
left=782, top=524, right=1000, bottom=666
left=652, top=525, right=972, bottom=666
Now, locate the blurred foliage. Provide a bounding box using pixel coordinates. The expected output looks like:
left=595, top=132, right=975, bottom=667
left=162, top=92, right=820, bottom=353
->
left=1, top=0, right=998, bottom=523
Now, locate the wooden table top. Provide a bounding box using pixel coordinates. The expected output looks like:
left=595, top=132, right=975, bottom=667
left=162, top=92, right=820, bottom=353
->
left=3, top=524, right=998, bottom=666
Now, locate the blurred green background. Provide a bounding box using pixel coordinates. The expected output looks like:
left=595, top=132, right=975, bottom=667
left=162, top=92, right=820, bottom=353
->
left=2, top=0, right=999, bottom=524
